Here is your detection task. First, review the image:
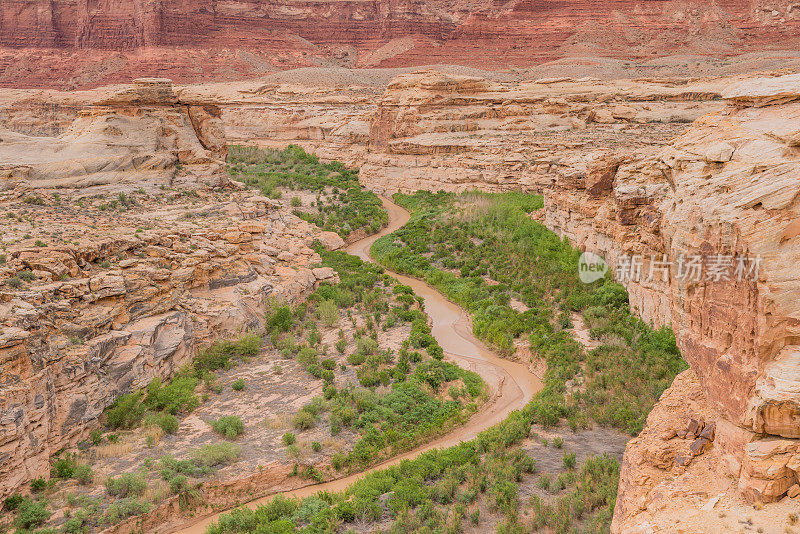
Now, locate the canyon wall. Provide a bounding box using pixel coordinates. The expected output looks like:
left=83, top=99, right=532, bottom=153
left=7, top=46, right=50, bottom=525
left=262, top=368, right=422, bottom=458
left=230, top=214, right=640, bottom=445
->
left=3, top=0, right=800, bottom=88
left=0, top=79, right=344, bottom=498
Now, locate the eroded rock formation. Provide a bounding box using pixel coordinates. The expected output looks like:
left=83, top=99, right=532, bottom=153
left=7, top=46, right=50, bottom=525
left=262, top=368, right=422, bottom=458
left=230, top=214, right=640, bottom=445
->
left=605, top=75, right=800, bottom=531
left=2, top=66, right=800, bottom=528
left=0, top=79, right=343, bottom=499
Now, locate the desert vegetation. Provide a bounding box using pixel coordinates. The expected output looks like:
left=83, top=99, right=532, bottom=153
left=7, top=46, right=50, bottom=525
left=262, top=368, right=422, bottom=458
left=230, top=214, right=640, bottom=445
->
left=207, top=402, right=620, bottom=533
left=0, top=153, right=493, bottom=533
left=204, top=189, right=682, bottom=534
left=227, top=144, right=387, bottom=238
left=267, top=245, right=487, bottom=472
left=372, top=191, right=686, bottom=435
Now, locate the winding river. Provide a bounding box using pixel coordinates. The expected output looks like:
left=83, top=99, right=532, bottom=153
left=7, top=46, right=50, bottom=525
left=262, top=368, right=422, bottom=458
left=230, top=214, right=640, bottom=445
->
left=176, top=197, right=543, bottom=534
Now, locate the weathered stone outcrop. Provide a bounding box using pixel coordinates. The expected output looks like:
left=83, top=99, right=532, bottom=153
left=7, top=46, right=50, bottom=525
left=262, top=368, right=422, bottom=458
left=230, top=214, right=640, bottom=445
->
left=0, top=80, right=343, bottom=499
left=577, top=75, right=800, bottom=531
left=0, top=78, right=228, bottom=189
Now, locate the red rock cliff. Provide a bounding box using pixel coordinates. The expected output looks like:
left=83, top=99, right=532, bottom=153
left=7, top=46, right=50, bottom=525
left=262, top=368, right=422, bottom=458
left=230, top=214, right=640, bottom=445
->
left=2, top=0, right=800, bottom=88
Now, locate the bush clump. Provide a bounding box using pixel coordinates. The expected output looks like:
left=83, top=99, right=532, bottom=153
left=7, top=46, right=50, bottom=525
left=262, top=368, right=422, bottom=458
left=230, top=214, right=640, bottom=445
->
left=209, top=416, right=245, bottom=439
left=106, top=472, right=147, bottom=497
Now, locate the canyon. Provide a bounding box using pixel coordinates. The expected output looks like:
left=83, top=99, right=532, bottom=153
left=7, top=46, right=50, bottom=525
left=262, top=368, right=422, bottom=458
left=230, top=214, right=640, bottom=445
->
left=198, top=68, right=800, bottom=530
left=1, top=54, right=800, bottom=534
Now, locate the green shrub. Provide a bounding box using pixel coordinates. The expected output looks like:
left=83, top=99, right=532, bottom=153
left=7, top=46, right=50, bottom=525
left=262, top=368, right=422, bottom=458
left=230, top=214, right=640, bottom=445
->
left=335, top=338, right=347, bottom=354
left=267, top=306, right=293, bottom=333
left=346, top=352, right=365, bottom=366
left=210, top=416, right=245, bottom=439
left=52, top=453, right=78, bottom=479
left=4, top=493, right=24, bottom=511
left=106, top=472, right=147, bottom=497
left=30, top=477, right=46, bottom=492
left=16, top=498, right=50, bottom=529
left=89, top=429, right=104, bottom=445
left=292, top=410, right=316, bottom=430
left=553, top=437, right=564, bottom=449
left=563, top=452, right=576, bottom=469
left=311, top=441, right=322, bottom=452
left=144, top=376, right=199, bottom=415
left=231, top=379, right=246, bottom=391
left=318, top=299, right=338, bottom=327
left=150, top=413, right=179, bottom=434
left=194, top=333, right=262, bottom=374
left=74, top=464, right=94, bottom=485
left=106, top=391, right=145, bottom=429
left=102, top=498, right=150, bottom=525
left=282, top=433, right=296, bottom=446
left=193, top=443, right=241, bottom=466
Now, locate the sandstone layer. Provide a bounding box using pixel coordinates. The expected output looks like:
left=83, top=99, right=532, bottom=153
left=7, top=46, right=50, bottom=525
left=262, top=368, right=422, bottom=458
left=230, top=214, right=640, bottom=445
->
left=0, top=79, right=344, bottom=499
left=3, top=1, right=800, bottom=88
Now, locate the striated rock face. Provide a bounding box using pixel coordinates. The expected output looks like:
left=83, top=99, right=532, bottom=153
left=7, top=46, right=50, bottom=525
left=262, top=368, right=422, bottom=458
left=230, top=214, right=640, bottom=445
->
left=589, top=75, right=800, bottom=530
left=2, top=0, right=800, bottom=88
left=362, top=69, right=726, bottom=195
left=0, top=78, right=228, bottom=188
left=0, top=80, right=343, bottom=498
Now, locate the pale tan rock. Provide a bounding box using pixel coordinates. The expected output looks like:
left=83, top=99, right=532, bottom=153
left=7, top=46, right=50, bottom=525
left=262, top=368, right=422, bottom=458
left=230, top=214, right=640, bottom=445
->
left=788, top=484, right=800, bottom=498
left=312, top=267, right=336, bottom=280
left=722, top=74, right=800, bottom=107
left=611, top=105, right=637, bottom=121
left=89, top=274, right=125, bottom=298
left=588, top=108, right=615, bottom=124
left=239, top=222, right=266, bottom=234
left=749, top=345, right=800, bottom=438
left=704, top=141, right=734, bottom=162
left=316, top=231, right=345, bottom=250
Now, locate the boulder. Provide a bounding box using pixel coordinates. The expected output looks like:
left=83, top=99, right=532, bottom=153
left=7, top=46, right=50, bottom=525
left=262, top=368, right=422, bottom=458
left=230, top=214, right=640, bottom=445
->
left=312, top=267, right=336, bottom=280
left=588, top=108, right=615, bottom=124
left=89, top=274, right=126, bottom=298
left=611, top=105, right=637, bottom=121
left=316, top=231, right=345, bottom=250
left=738, top=438, right=799, bottom=503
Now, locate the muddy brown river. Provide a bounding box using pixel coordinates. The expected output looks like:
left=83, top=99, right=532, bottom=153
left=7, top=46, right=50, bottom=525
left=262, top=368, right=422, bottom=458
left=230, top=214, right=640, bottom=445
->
left=175, top=197, right=543, bottom=534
